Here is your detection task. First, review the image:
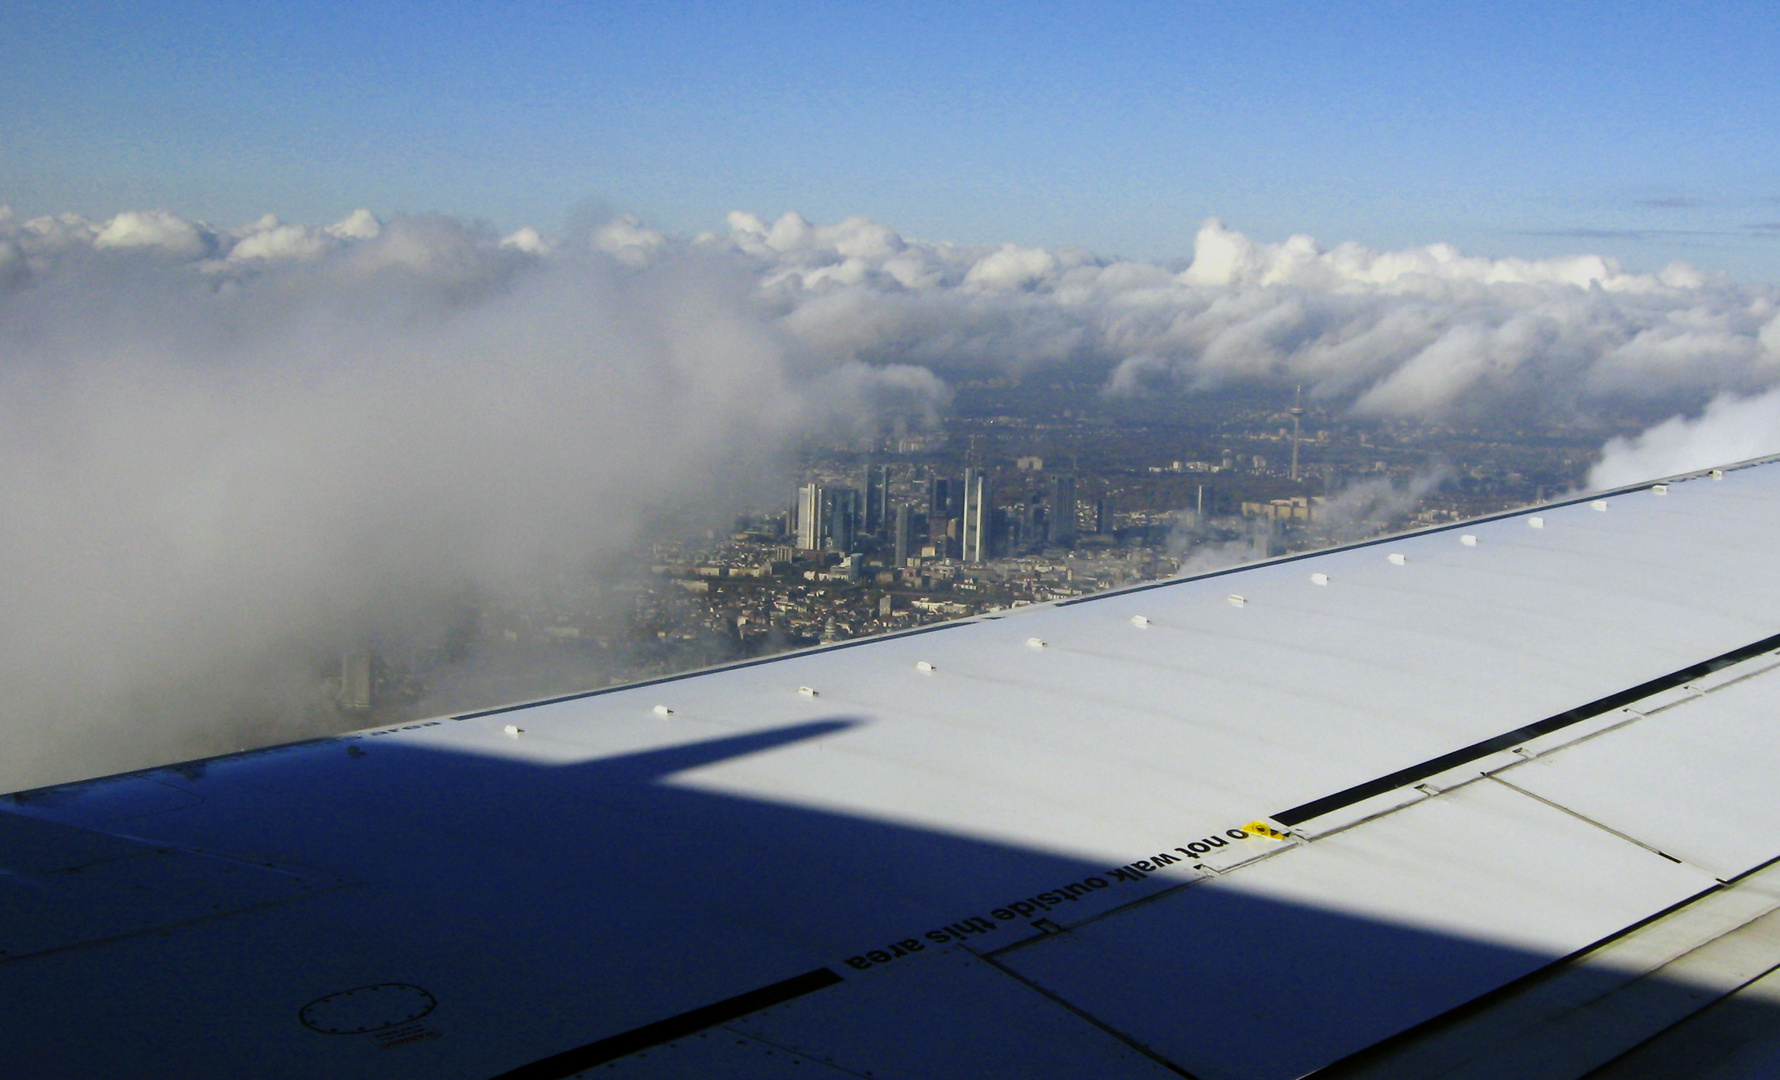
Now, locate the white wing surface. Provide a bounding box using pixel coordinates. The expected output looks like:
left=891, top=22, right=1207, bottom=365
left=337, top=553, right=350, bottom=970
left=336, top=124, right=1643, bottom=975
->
left=8, top=459, right=1780, bottom=1078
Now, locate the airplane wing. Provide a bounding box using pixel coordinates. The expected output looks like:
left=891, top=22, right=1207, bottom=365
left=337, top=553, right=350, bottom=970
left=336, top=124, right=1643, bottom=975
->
left=7, top=458, right=1780, bottom=1079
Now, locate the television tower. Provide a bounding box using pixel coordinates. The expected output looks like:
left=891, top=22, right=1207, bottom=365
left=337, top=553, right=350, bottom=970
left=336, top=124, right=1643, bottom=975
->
left=1290, top=385, right=1304, bottom=482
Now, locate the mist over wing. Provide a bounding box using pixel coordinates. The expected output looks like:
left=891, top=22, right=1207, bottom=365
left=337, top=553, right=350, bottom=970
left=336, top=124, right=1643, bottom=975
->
left=3, top=202, right=1777, bottom=791
left=1589, top=390, right=1780, bottom=487
left=0, top=207, right=940, bottom=790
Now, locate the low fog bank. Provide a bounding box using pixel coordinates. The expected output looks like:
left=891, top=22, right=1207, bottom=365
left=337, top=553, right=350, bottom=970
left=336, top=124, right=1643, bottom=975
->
left=3, top=203, right=1777, bottom=790
left=1166, top=468, right=1458, bottom=577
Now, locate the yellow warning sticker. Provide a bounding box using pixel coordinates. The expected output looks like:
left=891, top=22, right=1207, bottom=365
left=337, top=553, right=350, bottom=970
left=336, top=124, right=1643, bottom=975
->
left=1242, top=821, right=1290, bottom=841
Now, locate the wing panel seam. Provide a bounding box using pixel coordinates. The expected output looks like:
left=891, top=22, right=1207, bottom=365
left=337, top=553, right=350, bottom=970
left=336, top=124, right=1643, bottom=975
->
left=1273, top=631, right=1780, bottom=827
left=485, top=967, right=843, bottom=1080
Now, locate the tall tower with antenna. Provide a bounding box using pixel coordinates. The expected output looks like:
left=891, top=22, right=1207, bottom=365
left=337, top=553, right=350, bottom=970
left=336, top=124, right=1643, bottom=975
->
left=1290, top=385, right=1305, bottom=483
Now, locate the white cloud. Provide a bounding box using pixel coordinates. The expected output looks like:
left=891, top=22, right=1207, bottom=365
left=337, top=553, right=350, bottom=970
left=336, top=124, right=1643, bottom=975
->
left=964, top=243, right=1059, bottom=291
left=325, top=208, right=382, bottom=240
left=500, top=226, right=552, bottom=255
left=92, top=210, right=216, bottom=258
left=228, top=217, right=335, bottom=262
left=592, top=214, right=665, bottom=265
left=1179, top=218, right=1261, bottom=287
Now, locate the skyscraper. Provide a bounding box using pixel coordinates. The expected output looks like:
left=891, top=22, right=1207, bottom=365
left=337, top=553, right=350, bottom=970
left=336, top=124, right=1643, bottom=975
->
left=796, top=483, right=824, bottom=550
left=929, top=476, right=952, bottom=521
left=1290, top=385, right=1305, bottom=482
left=893, top=503, right=912, bottom=566
left=961, top=468, right=992, bottom=564
left=339, top=651, right=372, bottom=711
left=1048, top=473, right=1077, bottom=546
left=865, top=464, right=890, bottom=536
left=863, top=467, right=880, bottom=535
left=928, top=476, right=953, bottom=548
left=826, top=487, right=860, bottom=553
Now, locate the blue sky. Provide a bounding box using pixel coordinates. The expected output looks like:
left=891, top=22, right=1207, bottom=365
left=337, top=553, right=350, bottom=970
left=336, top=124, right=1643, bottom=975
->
left=4, top=1, right=1778, bottom=279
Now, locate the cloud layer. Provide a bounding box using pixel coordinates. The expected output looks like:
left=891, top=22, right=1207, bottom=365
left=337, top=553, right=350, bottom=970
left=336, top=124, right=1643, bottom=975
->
left=696, top=212, right=1780, bottom=426
left=4, top=202, right=1778, bottom=789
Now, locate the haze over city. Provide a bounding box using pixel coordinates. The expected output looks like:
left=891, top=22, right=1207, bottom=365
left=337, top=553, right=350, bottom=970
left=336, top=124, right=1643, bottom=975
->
left=3, top=1, right=1778, bottom=791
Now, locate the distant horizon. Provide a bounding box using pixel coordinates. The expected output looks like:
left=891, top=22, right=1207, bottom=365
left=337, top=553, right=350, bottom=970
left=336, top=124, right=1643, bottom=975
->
left=9, top=200, right=1772, bottom=288
left=4, top=198, right=1775, bottom=288
left=4, top=2, right=1777, bottom=282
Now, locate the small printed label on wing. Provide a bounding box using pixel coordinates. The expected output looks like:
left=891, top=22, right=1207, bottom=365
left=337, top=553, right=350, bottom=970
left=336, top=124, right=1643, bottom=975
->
left=839, top=824, right=1287, bottom=972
